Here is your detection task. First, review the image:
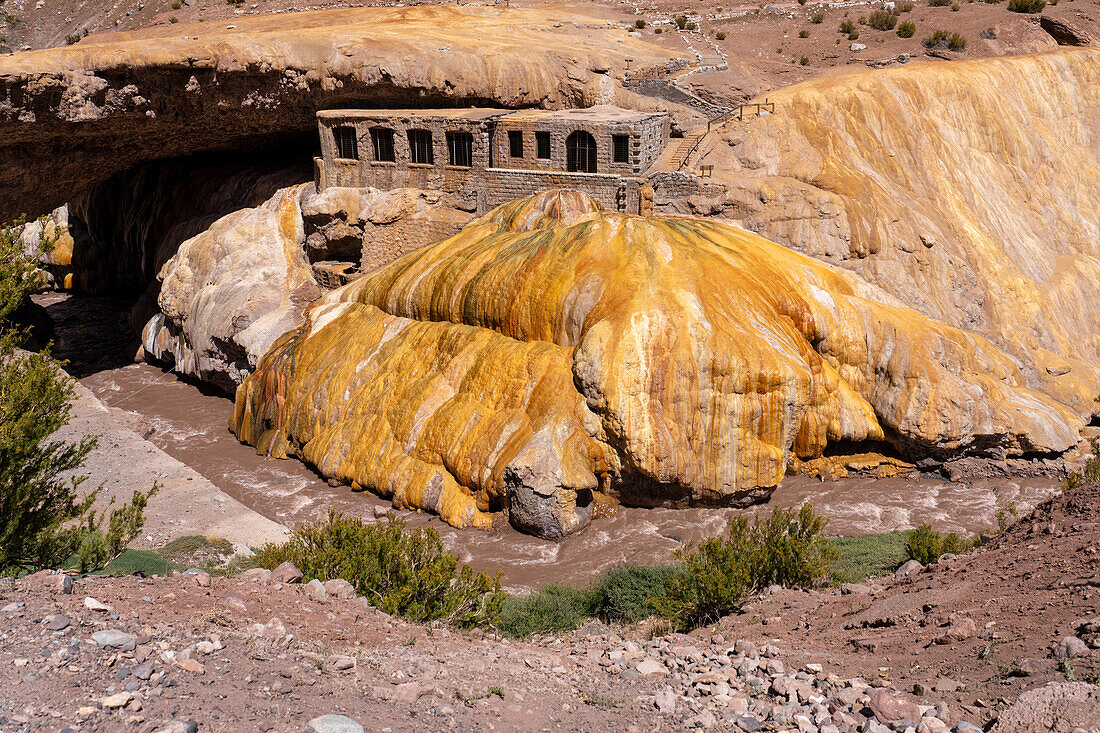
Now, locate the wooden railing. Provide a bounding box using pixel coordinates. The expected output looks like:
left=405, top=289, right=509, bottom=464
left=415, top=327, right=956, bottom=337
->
left=707, top=99, right=775, bottom=131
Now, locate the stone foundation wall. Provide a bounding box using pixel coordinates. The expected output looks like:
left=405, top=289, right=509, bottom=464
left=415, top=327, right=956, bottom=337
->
left=485, top=169, right=642, bottom=213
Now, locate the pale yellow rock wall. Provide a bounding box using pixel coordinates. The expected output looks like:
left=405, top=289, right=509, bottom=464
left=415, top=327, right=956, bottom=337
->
left=695, top=49, right=1100, bottom=418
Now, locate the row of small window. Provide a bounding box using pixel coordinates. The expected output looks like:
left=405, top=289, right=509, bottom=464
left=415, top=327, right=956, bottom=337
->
left=508, top=130, right=632, bottom=165
left=334, top=126, right=472, bottom=167
left=333, top=126, right=634, bottom=168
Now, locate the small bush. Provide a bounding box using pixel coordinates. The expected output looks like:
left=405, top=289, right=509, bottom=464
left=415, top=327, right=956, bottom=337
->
left=168, top=16, right=178, bottom=22
left=171, top=0, right=181, bottom=7
left=685, top=21, right=697, bottom=30
left=811, top=11, right=825, bottom=23
left=897, top=20, right=916, bottom=36
left=635, top=19, right=646, bottom=28
left=498, top=584, right=598, bottom=637
left=1064, top=434, right=1100, bottom=491
left=1007, top=0, right=1045, bottom=11
left=64, top=33, right=81, bottom=45
left=948, top=31, right=967, bottom=50
left=848, top=30, right=860, bottom=40
left=655, top=28, right=662, bottom=33
left=951, top=3, right=960, bottom=9
left=798, top=0, right=808, bottom=5
left=800, top=55, right=810, bottom=65
left=929, top=0, right=951, bottom=5
left=799, top=29, right=810, bottom=37
left=839, top=19, right=856, bottom=33
left=868, top=9, right=898, bottom=29
left=923, top=28, right=949, bottom=46
left=653, top=505, right=837, bottom=631
left=896, top=1, right=915, bottom=11
left=906, top=524, right=977, bottom=565
left=591, top=564, right=675, bottom=623
left=674, top=14, right=687, bottom=28
left=254, top=510, right=505, bottom=628
left=829, top=531, right=909, bottom=584
left=716, top=31, right=726, bottom=40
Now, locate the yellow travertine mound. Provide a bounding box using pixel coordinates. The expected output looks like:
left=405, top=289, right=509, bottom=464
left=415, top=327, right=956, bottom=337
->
left=231, top=190, right=1082, bottom=539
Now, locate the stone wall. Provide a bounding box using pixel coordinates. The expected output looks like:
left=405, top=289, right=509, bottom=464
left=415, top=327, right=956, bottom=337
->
left=485, top=169, right=642, bottom=213
left=492, top=113, right=669, bottom=176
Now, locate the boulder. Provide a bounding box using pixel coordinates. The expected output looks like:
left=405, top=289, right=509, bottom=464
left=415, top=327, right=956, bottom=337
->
left=869, top=689, right=922, bottom=725
left=270, top=562, right=303, bottom=585
left=992, top=682, right=1100, bottom=732
left=895, top=560, right=924, bottom=580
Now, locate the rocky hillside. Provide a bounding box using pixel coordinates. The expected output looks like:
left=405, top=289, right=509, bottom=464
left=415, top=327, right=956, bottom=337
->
left=688, top=48, right=1100, bottom=421
left=0, top=483, right=1096, bottom=731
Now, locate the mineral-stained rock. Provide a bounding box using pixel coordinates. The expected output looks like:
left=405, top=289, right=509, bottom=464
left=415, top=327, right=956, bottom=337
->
left=1039, top=16, right=1093, bottom=46
left=142, top=184, right=321, bottom=392
left=230, top=190, right=1081, bottom=538
left=694, top=48, right=1100, bottom=420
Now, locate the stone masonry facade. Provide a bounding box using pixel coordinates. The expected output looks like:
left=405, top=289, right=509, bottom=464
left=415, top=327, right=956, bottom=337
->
left=315, top=106, right=670, bottom=214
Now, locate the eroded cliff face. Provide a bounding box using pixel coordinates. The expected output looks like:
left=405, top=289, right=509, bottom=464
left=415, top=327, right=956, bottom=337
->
left=229, top=190, right=1081, bottom=539
left=0, top=5, right=680, bottom=221
left=689, top=48, right=1100, bottom=419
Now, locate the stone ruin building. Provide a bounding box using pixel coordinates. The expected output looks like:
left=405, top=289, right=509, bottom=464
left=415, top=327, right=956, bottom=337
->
left=314, top=105, right=671, bottom=215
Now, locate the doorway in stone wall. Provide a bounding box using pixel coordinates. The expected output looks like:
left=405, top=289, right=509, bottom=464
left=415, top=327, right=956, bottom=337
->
left=566, top=130, right=597, bottom=173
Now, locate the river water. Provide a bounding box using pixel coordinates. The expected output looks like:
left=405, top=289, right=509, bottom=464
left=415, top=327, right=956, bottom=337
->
left=40, top=294, right=1061, bottom=592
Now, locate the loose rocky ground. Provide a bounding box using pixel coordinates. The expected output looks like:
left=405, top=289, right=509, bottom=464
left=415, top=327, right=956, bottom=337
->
left=1, top=485, right=1098, bottom=731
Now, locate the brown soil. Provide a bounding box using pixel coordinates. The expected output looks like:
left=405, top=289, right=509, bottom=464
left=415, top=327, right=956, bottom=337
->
left=711, top=481, right=1100, bottom=729
left=1, top=483, right=1095, bottom=731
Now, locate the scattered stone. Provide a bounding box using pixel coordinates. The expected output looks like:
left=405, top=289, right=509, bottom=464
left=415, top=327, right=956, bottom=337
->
left=323, top=578, right=357, bottom=599
left=1054, top=636, right=1088, bottom=658
left=92, top=629, right=137, bottom=652
left=84, top=596, right=112, bottom=612
left=327, top=654, right=355, bottom=671
left=154, top=720, right=199, bottom=733
left=895, top=560, right=923, bottom=579
left=373, top=505, right=392, bottom=519
left=953, top=724, right=982, bottom=733
left=271, top=562, right=303, bottom=584
left=46, top=613, right=71, bottom=631
left=307, top=714, right=365, bottom=733
left=57, top=575, right=73, bottom=594
left=134, top=662, right=154, bottom=680
left=841, top=583, right=872, bottom=595
left=238, top=568, right=271, bottom=584
left=935, top=616, right=977, bottom=644
left=304, top=578, right=328, bottom=601
left=869, top=689, right=922, bottom=725
left=390, top=681, right=425, bottom=703
left=1, top=601, right=24, bottom=613
left=850, top=43, right=867, bottom=52
left=101, top=691, right=133, bottom=709
left=654, top=687, right=677, bottom=714
left=177, top=659, right=206, bottom=674
left=1015, top=657, right=1053, bottom=677
left=636, top=658, right=666, bottom=675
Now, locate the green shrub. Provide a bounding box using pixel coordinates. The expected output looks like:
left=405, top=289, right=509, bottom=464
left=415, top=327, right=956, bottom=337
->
left=168, top=16, right=178, bottom=23
left=685, top=21, right=697, bottom=30
left=0, top=220, right=158, bottom=577
left=947, top=32, right=967, bottom=50
left=655, top=28, right=662, bottom=33
left=811, top=11, right=825, bottom=23
left=848, top=30, right=860, bottom=40
left=868, top=9, right=898, bottom=29
left=829, top=531, right=909, bottom=584
left=929, top=0, right=951, bottom=6
left=254, top=510, right=505, bottom=628
left=498, top=583, right=598, bottom=637
left=839, top=19, right=856, bottom=33
left=923, top=28, right=949, bottom=47
left=498, top=563, right=675, bottom=637
left=654, top=505, right=837, bottom=631
left=905, top=524, right=977, bottom=565
left=64, top=33, right=81, bottom=45
left=799, top=29, right=810, bottom=37
left=716, top=31, right=726, bottom=40
left=635, top=19, right=646, bottom=28
left=1007, top=0, right=1045, bottom=11
left=1064, top=434, right=1100, bottom=491
left=897, top=20, right=916, bottom=37
left=896, top=1, right=915, bottom=11
left=591, top=564, right=675, bottom=623
left=674, top=15, right=687, bottom=28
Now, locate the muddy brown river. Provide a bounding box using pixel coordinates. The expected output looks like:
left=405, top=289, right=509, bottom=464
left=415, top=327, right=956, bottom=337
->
left=41, top=293, right=1061, bottom=592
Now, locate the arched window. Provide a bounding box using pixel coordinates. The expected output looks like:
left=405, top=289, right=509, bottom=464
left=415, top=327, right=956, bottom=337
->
left=566, top=130, right=597, bottom=173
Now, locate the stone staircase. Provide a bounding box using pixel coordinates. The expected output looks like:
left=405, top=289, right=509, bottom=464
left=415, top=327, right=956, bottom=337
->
left=661, top=130, right=709, bottom=171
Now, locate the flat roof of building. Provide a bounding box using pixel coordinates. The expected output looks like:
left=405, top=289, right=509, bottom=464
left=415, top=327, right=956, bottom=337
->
left=317, top=105, right=667, bottom=124
left=317, top=107, right=509, bottom=122
left=500, top=105, right=666, bottom=124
